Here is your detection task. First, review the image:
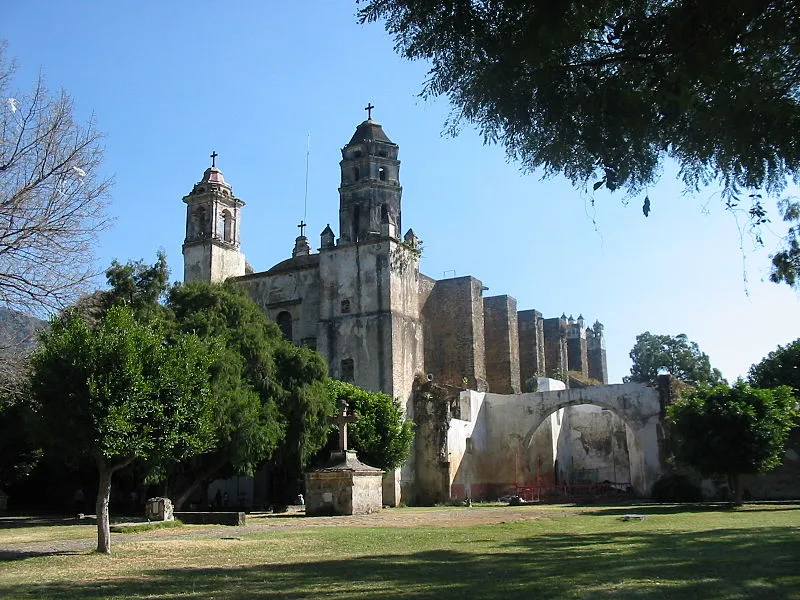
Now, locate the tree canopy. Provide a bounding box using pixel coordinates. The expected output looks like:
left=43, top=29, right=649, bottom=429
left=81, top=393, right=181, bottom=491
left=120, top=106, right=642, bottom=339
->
left=748, top=337, right=800, bottom=399
left=667, top=381, right=797, bottom=503
left=359, top=1, right=800, bottom=286
left=164, top=281, right=288, bottom=508
left=0, top=42, right=111, bottom=314
left=625, top=331, right=724, bottom=386
left=29, top=306, right=216, bottom=552
left=327, top=380, right=414, bottom=470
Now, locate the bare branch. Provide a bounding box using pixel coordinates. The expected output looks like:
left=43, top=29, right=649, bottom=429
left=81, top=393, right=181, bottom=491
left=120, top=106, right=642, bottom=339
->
left=0, top=43, right=113, bottom=316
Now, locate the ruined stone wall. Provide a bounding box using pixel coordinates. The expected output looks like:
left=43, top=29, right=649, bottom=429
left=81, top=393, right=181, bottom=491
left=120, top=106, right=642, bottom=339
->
left=483, top=295, right=521, bottom=394
left=517, top=310, right=545, bottom=392
left=566, top=326, right=588, bottom=378
left=447, top=383, right=664, bottom=499
left=421, top=276, right=487, bottom=390
left=587, top=332, right=609, bottom=383
left=543, top=317, right=568, bottom=379
left=557, top=406, right=631, bottom=484
left=413, top=380, right=454, bottom=505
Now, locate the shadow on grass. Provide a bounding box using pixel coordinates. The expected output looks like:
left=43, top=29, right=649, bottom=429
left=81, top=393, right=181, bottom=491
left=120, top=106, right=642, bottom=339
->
left=583, top=503, right=800, bottom=517
left=0, top=549, right=89, bottom=562
left=0, top=516, right=96, bottom=530
left=2, top=526, right=798, bottom=599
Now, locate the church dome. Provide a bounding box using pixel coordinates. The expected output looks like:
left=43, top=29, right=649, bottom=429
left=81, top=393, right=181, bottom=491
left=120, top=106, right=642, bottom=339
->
left=201, top=166, right=226, bottom=184
left=348, top=119, right=393, bottom=145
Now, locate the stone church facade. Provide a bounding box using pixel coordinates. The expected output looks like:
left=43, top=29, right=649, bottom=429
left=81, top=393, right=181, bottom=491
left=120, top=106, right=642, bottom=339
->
left=181, top=116, right=610, bottom=504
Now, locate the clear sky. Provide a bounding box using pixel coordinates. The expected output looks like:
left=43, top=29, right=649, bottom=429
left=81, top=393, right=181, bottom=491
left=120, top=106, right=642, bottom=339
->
left=3, top=1, right=798, bottom=383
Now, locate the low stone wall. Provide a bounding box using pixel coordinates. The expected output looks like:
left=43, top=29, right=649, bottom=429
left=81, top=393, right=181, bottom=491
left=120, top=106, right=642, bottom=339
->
left=174, top=511, right=246, bottom=526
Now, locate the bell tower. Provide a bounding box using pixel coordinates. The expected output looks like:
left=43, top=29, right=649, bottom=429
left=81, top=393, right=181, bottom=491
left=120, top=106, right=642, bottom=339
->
left=338, top=104, right=402, bottom=243
left=182, top=152, right=246, bottom=282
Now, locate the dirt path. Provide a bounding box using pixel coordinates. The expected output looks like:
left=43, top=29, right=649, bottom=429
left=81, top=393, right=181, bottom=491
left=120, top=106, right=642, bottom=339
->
left=0, top=505, right=562, bottom=557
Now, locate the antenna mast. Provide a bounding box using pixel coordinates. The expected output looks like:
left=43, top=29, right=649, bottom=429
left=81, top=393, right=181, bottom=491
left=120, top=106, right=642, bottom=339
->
left=303, top=133, right=311, bottom=222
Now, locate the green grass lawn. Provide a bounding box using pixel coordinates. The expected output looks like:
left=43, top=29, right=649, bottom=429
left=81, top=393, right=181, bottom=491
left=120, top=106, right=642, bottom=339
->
left=1, top=504, right=798, bottom=599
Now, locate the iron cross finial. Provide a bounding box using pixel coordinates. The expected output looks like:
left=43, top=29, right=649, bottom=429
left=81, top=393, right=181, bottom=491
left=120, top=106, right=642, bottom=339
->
left=297, top=220, right=307, bottom=237
left=365, top=103, right=375, bottom=120
left=210, top=150, right=218, bottom=168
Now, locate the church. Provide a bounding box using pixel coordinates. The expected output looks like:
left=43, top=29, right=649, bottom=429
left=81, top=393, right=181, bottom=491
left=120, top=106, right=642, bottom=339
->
left=180, top=111, right=611, bottom=504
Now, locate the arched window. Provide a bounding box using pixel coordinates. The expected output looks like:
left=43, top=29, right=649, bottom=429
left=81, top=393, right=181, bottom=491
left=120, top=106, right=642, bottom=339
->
left=220, top=209, right=233, bottom=242
left=276, top=311, right=293, bottom=341
left=380, top=204, right=389, bottom=224
left=340, top=358, right=354, bottom=383
left=378, top=167, right=387, bottom=181
left=352, top=205, right=360, bottom=242
left=192, top=206, right=207, bottom=238
left=353, top=167, right=360, bottom=181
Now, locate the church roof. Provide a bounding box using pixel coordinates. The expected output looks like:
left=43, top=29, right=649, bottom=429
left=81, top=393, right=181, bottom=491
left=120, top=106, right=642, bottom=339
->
left=348, top=119, right=394, bottom=145
left=201, top=166, right=226, bottom=184
left=265, top=253, right=320, bottom=275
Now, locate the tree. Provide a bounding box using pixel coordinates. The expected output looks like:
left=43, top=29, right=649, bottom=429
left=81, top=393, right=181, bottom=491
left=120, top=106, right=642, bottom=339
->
left=0, top=42, right=111, bottom=315
left=164, top=281, right=286, bottom=509
left=269, top=342, right=333, bottom=503
left=29, top=306, right=216, bottom=553
left=358, top=1, right=800, bottom=286
left=327, top=380, right=414, bottom=470
left=749, top=337, right=800, bottom=399
left=667, top=381, right=797, bottom=503
left=625, top=331, right=724, bottom=386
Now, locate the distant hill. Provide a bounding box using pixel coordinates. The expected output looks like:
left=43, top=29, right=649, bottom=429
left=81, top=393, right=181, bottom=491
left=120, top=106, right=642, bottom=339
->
left=0, top=308, right=47, bottom=352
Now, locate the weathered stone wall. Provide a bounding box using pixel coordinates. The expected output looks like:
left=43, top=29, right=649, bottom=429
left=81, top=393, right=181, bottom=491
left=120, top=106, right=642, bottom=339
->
left=587, top=331, right=608, bottom=383
left=236, top=259, right=321, bottom=346
left=518, top=310, right=545, bottom=392
left=482, top=295, right=521, bottom=394
left=421, top=276, right=487, bottom=390
left=557, top=406, right=631, bottom=484
left=183, top=240, right=246, bottom=283
left=413, top=380, right=453, bottom=505
left=447, top=383, right=664, bottom=499
left=566, top=325, right=588, bottom=378
left=543, top=317, right=568, bottom=379
left=317, top=242, right=394, bottom=395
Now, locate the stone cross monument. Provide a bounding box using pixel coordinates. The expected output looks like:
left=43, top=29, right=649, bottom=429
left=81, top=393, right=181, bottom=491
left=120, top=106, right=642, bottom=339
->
left=332, top=399, right=359, bottom=453
left=304, top=397, right=383, bottom=516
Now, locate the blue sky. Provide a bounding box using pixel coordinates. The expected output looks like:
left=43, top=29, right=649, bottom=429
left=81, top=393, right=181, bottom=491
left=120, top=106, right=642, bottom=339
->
left=3, top=1, right=798, bottom=383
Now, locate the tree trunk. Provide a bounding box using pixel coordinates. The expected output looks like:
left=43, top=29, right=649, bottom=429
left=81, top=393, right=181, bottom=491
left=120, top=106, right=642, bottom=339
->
left=96, top=459, right=113, bottom=554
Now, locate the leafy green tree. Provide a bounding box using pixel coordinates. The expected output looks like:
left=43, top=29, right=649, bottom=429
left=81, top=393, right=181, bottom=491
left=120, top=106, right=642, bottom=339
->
left=270, top=343, right=333, bottom=503
left=165, top=281, right=286, bottom=508
left=327, top=380, right=414, bottom=470
left=359, top=1, right=800, bottom=286
left=29, top=306, right=216, bottom=553
left=668, top=382, right=797, bottom=503
left=749, top=337, right=800, bottom=400
left=625, top=332, right=724, bottom=386
left=0, top=396, right=41, bottom=491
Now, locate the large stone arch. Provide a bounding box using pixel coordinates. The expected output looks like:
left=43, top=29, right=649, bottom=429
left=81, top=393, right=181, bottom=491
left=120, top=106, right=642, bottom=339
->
left=445, top=382, right=667, bottom=500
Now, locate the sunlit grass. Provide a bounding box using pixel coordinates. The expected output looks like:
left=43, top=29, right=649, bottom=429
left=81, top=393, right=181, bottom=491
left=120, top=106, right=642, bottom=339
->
left=1, top=504, right=798, bottom=599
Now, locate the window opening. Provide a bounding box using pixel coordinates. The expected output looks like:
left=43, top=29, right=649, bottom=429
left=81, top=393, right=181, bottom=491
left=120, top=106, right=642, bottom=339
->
left=341, top=358, right=354, bottom=383
left=276, top=311, right=293, bottom=341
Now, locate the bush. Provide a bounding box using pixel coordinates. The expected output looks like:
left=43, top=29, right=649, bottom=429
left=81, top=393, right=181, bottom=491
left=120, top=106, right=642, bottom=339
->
left=651, top=474, right=703, bottom=502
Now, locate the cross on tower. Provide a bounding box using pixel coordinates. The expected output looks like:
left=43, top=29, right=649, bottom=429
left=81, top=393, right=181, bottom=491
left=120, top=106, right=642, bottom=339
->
left=331, top=399, right=359, bottom=453
left=297, top=220, right=307, bottom=237
left=210, top=151, right=218, bottom=168
left=364, top=103, right=375, bottom=120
